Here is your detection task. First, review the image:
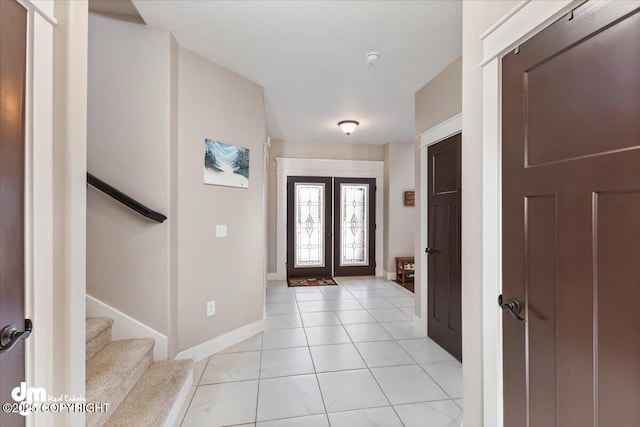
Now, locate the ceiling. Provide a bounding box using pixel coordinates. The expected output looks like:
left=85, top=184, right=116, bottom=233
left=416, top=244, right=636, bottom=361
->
left=89, top=0, right=144, bottom=24
left=132, top=1, right=462, bottom=145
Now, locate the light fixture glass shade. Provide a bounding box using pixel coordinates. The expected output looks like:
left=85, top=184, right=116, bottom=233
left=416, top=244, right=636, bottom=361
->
left=338, top=120, right=359, bottom=136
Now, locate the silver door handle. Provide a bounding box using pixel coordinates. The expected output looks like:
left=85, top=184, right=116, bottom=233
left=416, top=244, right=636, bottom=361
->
left=0, top=319, right=32, bottom=354
left=498, top=295, right=526, bottom=323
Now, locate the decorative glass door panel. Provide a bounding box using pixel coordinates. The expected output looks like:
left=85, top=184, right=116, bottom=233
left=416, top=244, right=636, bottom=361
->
left=334, top=178, right=376, bottom=276
left=287, top=176, right=333, bottom=278
left=287, top=176, right=376, bottom=280
left=339, top=183, right=369, bottom=266
left=294, top=183, right=325, bottom=268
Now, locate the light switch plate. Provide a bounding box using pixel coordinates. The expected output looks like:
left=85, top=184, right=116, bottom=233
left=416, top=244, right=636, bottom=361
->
left=216, top=225, right=227, bottom=237
left=207, top=300, right=216, bottom=317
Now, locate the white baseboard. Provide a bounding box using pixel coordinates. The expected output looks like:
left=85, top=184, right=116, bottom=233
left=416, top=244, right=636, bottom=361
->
left=163, top=368, right=193, bottom=427
left=176, top=318, right=265, bottom=362
left=86, top=294, right=168, bottom=361
left=413, top=314, right=427, bottom=335
left=266, top=273, right=277, bottom=281
left=384, top=270, right=397, bottom=281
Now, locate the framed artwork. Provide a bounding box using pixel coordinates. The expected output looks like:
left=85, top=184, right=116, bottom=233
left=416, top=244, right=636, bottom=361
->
left=204, top=139, right=249, bottom=188
left=404, top=190, right=415, bottom=206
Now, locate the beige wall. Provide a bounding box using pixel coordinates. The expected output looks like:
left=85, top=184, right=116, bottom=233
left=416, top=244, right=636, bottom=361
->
left=462, top=2, right=520, bottom=426
left=87, top=14, right=174, bottom=335
left=413, top=56, right=462, bottom=318
left=177, top=47, right=266, bottom=352
left=87, top=15, right=267, bottom=355
left=266, top=140, right=384, bottom=273
left=382, top=142, right=415, bottom=274
left=415, top=57, right=462, bottom=136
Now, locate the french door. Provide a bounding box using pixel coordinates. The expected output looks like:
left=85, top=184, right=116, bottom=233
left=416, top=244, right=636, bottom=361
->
left=287, top=176, right=375, bottom=278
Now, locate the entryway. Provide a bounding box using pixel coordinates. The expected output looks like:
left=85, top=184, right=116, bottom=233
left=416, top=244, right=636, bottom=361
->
left=286, top=176, right=376, bottom=281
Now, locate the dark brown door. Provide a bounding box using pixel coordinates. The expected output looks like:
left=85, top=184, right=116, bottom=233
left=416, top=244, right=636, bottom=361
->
left=333, top=178, right=376, bottom=277
left=0, top=1, right=27, bottom=426
left=287, top=176, right=333, bottom=278
left=502, top=2, right=640, bottom=425
left=427, top=134, right=462, bottom=361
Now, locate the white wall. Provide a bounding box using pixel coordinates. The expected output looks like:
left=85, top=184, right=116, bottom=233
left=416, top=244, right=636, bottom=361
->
left=177, top=46, right=266, bottom=352
left=87, top=13, right=175, bottom=335
left=383, top=142, right=415, bottom=276
left=461, top=2, right=519, bottom=426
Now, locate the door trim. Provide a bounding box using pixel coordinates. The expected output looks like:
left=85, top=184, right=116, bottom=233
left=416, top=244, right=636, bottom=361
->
left=480, top=1, right=583, bottom=426
left=275, top=157, right=384, bottom=280
left=18, top=2, right=56, bottom=425
left=417, top=114, right=462, bottom=339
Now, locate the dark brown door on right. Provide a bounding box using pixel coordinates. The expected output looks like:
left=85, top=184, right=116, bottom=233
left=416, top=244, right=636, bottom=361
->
left=0, top=1, right=27, bottom=426
left=502, top=2, right=640, bottom=426
left=427, top=133, right=462, bottom=361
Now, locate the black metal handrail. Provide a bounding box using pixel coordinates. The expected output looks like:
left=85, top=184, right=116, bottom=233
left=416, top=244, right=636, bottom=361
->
left=87, top=173, right=167, bottom=223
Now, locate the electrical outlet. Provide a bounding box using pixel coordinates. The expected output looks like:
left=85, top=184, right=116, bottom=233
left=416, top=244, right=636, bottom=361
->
left=206, top=300, right=216, bottom=317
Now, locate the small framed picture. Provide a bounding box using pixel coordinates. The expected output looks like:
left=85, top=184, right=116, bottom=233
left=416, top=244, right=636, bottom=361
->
left=404, top=190, right=415, bottom=206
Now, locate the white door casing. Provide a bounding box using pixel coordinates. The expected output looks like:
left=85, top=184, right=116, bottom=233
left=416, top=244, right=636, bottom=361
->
left=15, top=0, right=56, bottom=425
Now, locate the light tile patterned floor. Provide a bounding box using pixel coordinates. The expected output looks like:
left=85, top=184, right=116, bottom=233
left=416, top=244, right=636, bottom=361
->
left=177, top=276, right=463, bottom=427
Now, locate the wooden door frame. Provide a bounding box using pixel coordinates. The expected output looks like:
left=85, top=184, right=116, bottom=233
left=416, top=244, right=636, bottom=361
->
left=275, top=157, right=384, bottom=281
left=479, top=1, right=584, bottom=426
left=417, top=114, right=462, bottom=338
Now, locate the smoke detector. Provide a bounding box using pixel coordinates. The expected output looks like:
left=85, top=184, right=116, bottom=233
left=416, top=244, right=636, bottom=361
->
left=364, top=51, right=380, bottom=66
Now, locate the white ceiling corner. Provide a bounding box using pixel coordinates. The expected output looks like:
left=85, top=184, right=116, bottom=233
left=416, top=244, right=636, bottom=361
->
left=132, top=0, right=462, bottom=144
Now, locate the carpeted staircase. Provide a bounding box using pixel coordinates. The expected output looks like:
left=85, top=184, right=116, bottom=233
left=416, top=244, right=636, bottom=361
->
left=86, top=318, right=193, bottom=426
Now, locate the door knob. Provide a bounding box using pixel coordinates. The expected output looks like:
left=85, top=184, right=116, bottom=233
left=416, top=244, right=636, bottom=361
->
left=425, top=247, right=435, bottom=255
left=498, top=295, right=526, bottom=323
left=0, top=319, right=32, bottom=354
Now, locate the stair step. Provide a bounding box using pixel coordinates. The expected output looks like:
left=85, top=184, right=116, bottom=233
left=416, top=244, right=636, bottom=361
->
left=86, top=317, right=114, bottom=361
left=86, top=338, right=154, bottom=427
left=87, top=317, right=113, bottom=343
left=105, top=359, right=194, bottom=427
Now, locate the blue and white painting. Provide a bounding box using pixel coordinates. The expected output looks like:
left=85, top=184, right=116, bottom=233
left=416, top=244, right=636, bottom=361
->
left=204, top=139, right=250, bottom=188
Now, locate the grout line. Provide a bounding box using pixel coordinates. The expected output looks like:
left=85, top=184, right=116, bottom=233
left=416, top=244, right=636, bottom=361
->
left=253, top=338, right=264, bottom=424
left=292, top=287, right=331, bottom=426
left=177, top=386, right=196, bottom=427
left=179, top=353, right=212, bottom=426
left=259, top=279, right=459, bottom=424
left=340, top=305, right=407, bottom=427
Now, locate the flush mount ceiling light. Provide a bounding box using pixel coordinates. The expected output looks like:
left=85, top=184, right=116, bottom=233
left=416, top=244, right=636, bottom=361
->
left=365, top=51, right=380, bottom=66
left=338, top=120, right=359, bottom=136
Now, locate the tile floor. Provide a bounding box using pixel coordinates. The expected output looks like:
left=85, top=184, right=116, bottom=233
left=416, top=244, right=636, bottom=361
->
left=177, top=276, right=463, bottom=427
